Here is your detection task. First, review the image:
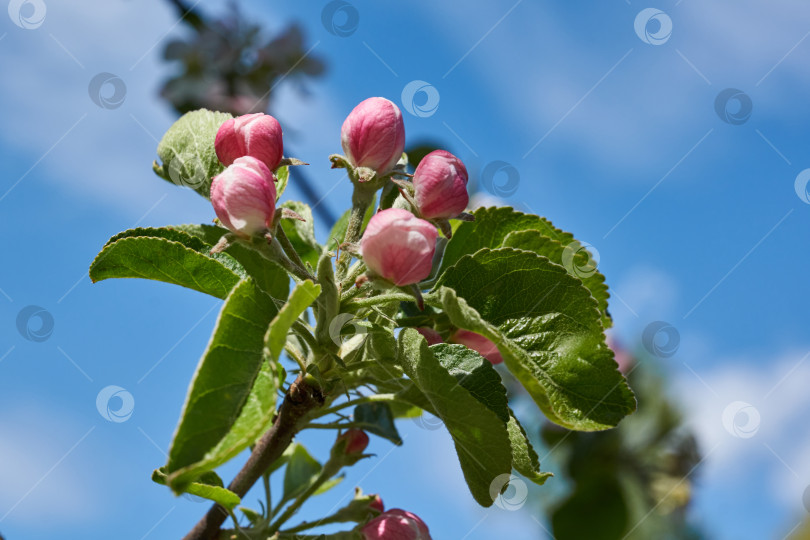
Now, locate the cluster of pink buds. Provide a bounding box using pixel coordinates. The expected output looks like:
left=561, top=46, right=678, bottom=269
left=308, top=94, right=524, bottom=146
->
left=362, top=508, right=433, bottom=540
left=338, top=98, right=473, bottom=292
left=210, top=113, right=285, bottom=238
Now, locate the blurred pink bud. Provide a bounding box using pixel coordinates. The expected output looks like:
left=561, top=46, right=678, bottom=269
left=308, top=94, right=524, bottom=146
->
left=412, top=150, right=469, bottom=219
left=607, top=335, right=634, bottom=374
left=341, top=97, right=406, bottom=174
left=211, top=157, right=277, bottom=238
left=451, top=330, right=503, bottom=365
left=360, top=209, right=437, bottom=286
left=416, top=327, right=443, bottom=345
left=369, top=495, right=385, bottom=512
left=215, top=113, right=284, bottom=171
left=337, top=429, right=369, bottom=455
left=362, top=509, right=432, bottom=540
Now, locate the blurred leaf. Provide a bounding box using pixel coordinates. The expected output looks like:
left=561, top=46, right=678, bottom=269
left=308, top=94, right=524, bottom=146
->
left=395, top=329, right=512, bottom=507
left=552, top=475, right=628, bottom=540
left=434, top=248, right=635, bottom=431
left=154, top=109, right=232, bottom=199
left=353, top=402, right=402, bottom=446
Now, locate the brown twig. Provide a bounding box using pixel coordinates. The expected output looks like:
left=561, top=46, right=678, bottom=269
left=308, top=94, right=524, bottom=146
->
left=182, top=376, right=324, bottom=540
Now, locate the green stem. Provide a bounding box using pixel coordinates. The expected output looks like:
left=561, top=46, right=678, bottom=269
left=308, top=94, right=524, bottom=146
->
left=309, top=393, right=398, bottom=420
left=276, top=225, right=311, bottom=278
left=343, top=292, right=416, bottom=311
left=268, top=463, right=340, bottom=533
left=336, top=187, right=375, bottom=280
left=340, top=260, right=366, bottom=291
left=256, top=237, right=313, bottom=282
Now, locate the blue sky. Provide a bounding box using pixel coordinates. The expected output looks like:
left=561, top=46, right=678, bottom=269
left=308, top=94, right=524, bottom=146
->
left=1, top=1, right=809, bottom=538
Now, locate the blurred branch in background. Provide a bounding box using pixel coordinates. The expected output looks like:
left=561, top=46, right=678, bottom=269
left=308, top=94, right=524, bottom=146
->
left=513, top=339, right=706, bottom=540
left=160, top=0, right=335, bottom=224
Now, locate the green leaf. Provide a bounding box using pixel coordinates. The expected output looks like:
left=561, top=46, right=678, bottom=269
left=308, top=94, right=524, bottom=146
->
left=280, top=201, right=321, bottom=269
left=325, top=194, right=376, bottom=251
left=434, top=248, right=635, bottom=431
left=502, top=229, right=610, bottom=329
left=276, top=165, right=290, bottom=198
left=152, top=467, right=241, bottom=510
left=282, top=443, right=322, bottom=504
left=507, top=414, right=552, bottom=486
left=314, top=475, right=344, bottom=496
left=352, top=402, right=402, bottom=445
left=89, top=231, right=241, bottom=299
left=153, top=109, right=232, bottom=199
left=166, top=280, right=320, bottom=490
left=438, top=206, right=610, bottom=328
left=395, top=329, right=512, bottom=507
left=431, top=344, right=510, bottom=423
left=172, top=223, right=290, bottom=300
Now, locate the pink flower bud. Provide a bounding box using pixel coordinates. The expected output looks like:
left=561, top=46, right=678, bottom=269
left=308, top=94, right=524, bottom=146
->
left=362, top=509, right=432, bottom=540
left=341, top=97, right=406, bottom=174
left=451, top=330, right=503, bottom=365
left=412, top=150, right=469, bottom=219
left=416, top=327, right=443, bottom=346
left=360, top=209, right=438, bottom=286
left=215, top=113, right=284, bottom=171
left=337, top=429, right=369, bottom=455
left=369, top=495, right=385, bottom=512
left=210, top=156, right=277, bottom=238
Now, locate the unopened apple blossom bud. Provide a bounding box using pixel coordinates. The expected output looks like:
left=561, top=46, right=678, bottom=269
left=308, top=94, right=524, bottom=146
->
left=451, top=329, right=503, bottom=365
left=369, top=495, right=385, bottom=512
left=412, top=150, right=469, bottom=219
left=210, top=157, right=276, bottom=238
left=337, top=428, right=369, bottom=455
left=215, top=113, right=284, bottom=171
left=362, top=509, right=432, bottom=540
left=341, top=97, right=406, bottom=175
left=416, top=327, right=443, bottom=346
left=359, top=209, right=437, bottom=286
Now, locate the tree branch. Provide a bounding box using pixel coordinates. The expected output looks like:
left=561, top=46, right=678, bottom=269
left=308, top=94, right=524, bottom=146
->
left=182, top=376, right=325, bottom=540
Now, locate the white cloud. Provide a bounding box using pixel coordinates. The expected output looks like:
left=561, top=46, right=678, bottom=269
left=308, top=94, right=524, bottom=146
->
left=675, top=347, right=810, bottom=515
